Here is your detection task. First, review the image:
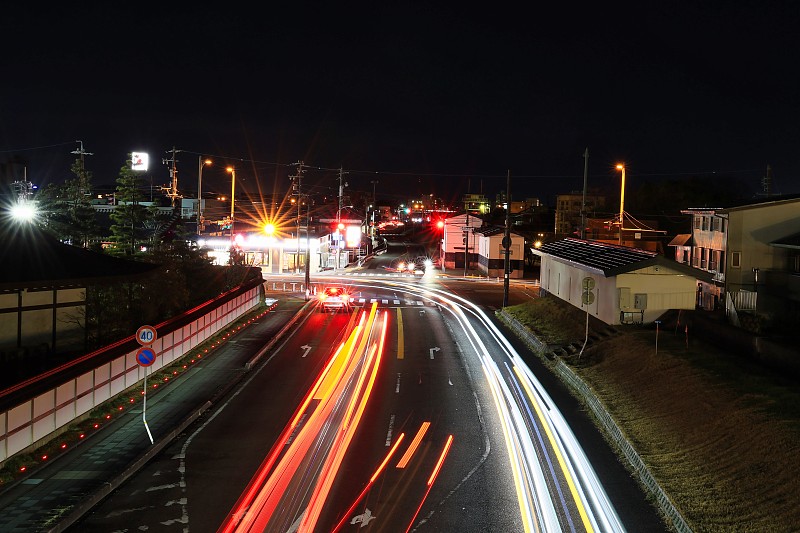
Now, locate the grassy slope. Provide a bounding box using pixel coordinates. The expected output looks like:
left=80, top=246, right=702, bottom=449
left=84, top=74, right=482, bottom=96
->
left=503, top=297, right=800, bottom=533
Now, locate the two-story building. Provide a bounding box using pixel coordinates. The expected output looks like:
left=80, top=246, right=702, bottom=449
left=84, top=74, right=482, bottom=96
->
left=669, top=195, right=800, bottom=329
left=669, top=208, right=728, bottom=310
left=721, top=195, right=800, bottom=329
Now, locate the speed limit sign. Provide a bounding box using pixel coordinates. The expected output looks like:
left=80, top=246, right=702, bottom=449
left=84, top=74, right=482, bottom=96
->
left=136, top=325, right=157, bottom=346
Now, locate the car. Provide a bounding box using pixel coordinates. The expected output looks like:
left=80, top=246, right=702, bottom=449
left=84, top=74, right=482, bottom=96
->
left=318, top=286, right=352, bottom=312
left=393, top=256, right=427, bottom=275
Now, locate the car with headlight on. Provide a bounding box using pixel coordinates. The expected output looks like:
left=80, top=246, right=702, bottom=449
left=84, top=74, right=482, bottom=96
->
left=389, top=256, right=430, bottom=275
left=319, top=286, right=352, bottom=312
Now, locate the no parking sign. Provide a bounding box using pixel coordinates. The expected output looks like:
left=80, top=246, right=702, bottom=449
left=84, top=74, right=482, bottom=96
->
left=136, top=346, right=156, bottom=367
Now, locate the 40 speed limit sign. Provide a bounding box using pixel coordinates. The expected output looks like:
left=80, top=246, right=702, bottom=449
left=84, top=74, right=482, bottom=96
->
left=136, top=325, right=158, bottom=346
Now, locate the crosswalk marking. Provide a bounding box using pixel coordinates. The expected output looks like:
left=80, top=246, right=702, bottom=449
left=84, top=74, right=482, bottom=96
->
left=354, top=298, right=429, bottom=307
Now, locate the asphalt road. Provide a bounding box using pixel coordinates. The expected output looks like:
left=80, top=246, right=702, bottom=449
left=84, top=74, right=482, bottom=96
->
left=66, top=276, right=668, bottom=532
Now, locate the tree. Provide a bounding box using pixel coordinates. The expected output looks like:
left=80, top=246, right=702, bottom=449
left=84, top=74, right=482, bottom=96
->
left=35, top=159, right=99, bottom=247
left=108, top=156, right=151, bottom=257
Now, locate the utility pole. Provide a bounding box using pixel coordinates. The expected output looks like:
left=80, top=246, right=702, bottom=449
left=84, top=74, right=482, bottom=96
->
left=370, top=180, right=379, bottom=240
left=70, top=140, right=93, bottom=196
left=503, top=170, right=511, bottom=308
left=581, top=148, right=589, bottom=239
left=289, top=161, right=307, bottom=286
left=336, top=167, right=348, bottom=270
left=464, top=179, right=470, bottom=277
left=337, top=167, right=348, bottom=223
left=161, top=147, right=182, bottom=207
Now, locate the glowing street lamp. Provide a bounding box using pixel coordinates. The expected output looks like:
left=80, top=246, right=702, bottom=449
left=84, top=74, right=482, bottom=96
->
left=616, top=163, right=626, bottom=245
left=226, top=166, right=236, bottom=244
left=10, top=202, right=37, bottom=223
left=264, top=222, right=276, bottom=236
left=197, top=157, right=212, bottom=234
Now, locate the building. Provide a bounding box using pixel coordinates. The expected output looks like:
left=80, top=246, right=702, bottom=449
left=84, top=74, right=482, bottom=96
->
left=533, top=238, right=712, bottom=325
left=473, top=226, right=525, bottom=279
left=440, top=213, right=484, bottom=270
left=554, top=191, right=606, bottom=237
left=669, top=208, right=727, bottom=310
left=463, top=193, right=491, bottom=215
left=719, top=195, right=800, bottom=328
left=668, top=195, right=800, bottom=329
left=0, top=224, right=159, bottom=358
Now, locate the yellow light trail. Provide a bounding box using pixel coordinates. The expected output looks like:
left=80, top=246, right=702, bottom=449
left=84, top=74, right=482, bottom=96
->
left=514, top=365, right=594, bottom=533
left=396, top=308, right=405, bottom=359
left=396, top=421, right=430, bottom=469
left=482, top=362, right=538, bottom=533
left=300, top=304, right=385, bottom=531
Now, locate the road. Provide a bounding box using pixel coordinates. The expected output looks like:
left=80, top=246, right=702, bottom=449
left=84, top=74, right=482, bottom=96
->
left=67, top=271, right=667, bottom=532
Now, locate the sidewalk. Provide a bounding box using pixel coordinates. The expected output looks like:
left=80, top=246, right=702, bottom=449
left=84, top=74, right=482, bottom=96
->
left=0, top=298, right=305, bottom=533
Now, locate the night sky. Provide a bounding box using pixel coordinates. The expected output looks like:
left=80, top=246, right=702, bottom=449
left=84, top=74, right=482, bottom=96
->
left=3, top=2, right=799, bottom=207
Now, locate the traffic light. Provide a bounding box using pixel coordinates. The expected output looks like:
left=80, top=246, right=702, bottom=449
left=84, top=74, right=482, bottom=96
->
left=462, top=236, right=467, bottom=245
left=436, top=220, right=444, bottom=230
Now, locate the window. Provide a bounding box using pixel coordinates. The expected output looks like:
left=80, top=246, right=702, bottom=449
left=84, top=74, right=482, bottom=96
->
left=694, top=216, right=701, bottom=229
left=731, top=251, right=741, bottom=268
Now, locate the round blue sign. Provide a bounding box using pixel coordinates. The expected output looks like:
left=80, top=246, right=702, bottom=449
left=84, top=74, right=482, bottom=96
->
left=136, top=347, right=156, bottom=367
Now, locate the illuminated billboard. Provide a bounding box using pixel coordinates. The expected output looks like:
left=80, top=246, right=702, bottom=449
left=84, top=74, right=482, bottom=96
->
left=131, top=152, right=149, bottom=171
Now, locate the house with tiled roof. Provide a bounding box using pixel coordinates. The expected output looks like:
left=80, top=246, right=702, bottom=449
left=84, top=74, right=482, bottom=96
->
left=533, top=238, right=712, bottom=325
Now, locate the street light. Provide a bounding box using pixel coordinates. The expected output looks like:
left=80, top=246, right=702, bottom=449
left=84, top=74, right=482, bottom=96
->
left=197, top=157, right=212, bottom=235
left=616, top=163, right=626, bottom=245
left=226, top=166, right=236, bottom=244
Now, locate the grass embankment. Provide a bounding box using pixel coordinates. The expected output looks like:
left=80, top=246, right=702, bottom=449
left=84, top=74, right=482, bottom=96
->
left=504, top=297, right=800, bottom=533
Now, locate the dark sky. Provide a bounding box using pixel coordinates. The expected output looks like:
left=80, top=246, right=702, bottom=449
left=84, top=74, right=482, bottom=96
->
left=3, top=2, right=799, bottom=207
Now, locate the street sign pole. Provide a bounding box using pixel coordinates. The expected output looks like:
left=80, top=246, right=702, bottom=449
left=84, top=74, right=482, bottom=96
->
left=142, top=368, right=153, bottom=444
left=135, top=327, right=157, bottom=445
left=579, top=277, right=595, bottom=358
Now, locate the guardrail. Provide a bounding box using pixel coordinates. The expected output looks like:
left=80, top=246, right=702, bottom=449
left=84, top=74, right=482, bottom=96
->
left=497, top=309, right=692, bottom=533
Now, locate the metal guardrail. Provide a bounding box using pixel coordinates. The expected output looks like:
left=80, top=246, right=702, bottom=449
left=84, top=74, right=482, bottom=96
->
left=497, top=309, right=693, bottom=533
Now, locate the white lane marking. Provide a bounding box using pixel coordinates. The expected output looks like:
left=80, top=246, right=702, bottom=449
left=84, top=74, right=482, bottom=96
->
left=385, top=413, right=396, bottom=446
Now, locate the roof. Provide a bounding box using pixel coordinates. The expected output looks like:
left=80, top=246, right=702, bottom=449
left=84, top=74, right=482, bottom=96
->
left=717, top=193, right=800, bottom=213
left=668, top=234, right=694, bottom=247
left=770, top=232, right=800, bottom=250
left=535, top=238, right=712, bottom=280
left=0, top=224, right=160, bottom=290
left=473, top=225, right=522, bottom=238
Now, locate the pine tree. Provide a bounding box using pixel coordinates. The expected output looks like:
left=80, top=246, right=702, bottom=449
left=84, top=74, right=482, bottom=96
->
left=108, top=156, right=150, bottom=256
left=35, top=159, right=99, bottom=247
